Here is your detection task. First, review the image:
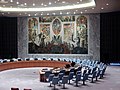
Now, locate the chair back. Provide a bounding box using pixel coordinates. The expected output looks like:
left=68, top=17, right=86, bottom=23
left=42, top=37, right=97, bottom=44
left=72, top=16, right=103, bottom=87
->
left=11, top=88, right=19, bottom=90
left=48, top=74, right=54, bottom=82
left=76, top=74, right=81, bottom=82
left=62, top=76, right=68, bottom=84
left=58, top=73, right=64, bottom=80
left=68, top=72, right=74, bottom=80
left=24, top=89, right=32, bottom=90
left=45, top=71, right=52, bottom=78
left=52, top=77, right=59, bottom=85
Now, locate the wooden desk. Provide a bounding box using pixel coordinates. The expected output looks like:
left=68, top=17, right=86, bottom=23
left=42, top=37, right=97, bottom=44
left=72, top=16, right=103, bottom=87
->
left=0, top=60, right=70, bottom=71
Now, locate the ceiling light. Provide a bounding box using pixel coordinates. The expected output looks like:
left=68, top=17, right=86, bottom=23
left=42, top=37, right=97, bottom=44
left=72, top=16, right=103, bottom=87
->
left=106, top=3, right=109, bottom=6
left=77, top=2, right=80, bottom=4
left=101, top=7, right=104, bottom=10
left=41, top=3, right=43, bottom=5
left=49, top=2, right=52, bottom=5
left=24, top=3, right=27, bottom=5
left=92, top=7, right=94, bottom=9
left=62, top=1, right=66, bottom=3
left=74, top=12, right=76, bottom=14
left=53, top=13, right=55, bottom=15
left=41, top=13, right=43, bottom=15
left=0, top=0, right=96, bottom=12
left=80, top=0, right=82, bottom=2
left=19, top=13, right=21, bottom=15
left=3, top=5, right=5, bottom=7
left=44, top=5, right=47, bottom=7
left=2, top=13, right=4, bottom=15
left=60, top=12, right=62, bottom=14
left=76, top=10, right=78, bottom=11
left=10, top=0, right=13, bottom=2
left=47, top=13, right=49, bottom=15
left=80, top=11, right=83, bottom=14
left=58, top=0, right=59, bottom=1
left=33, top=3, right=35, bottom=6
left=85, top=9, right=87, bottom=12
left=67, top=12, right=69, bottom=14
left=28, top=14, right=30, bottom=16
left=16, top=1, right=19, bottom=4
left=55, top=1, right=57, bottom=3
left=34, top=13, right=37, bottom=16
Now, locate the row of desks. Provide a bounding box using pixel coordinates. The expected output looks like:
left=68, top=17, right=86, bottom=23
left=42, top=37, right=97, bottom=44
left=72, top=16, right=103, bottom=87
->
left=0, top=60, right=70, bottom=71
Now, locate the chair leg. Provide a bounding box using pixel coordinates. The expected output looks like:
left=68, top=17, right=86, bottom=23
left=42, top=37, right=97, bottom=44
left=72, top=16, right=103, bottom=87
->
left=83, top=80, right=86, bottom=85
left=63, top=84, right=65, bottom=89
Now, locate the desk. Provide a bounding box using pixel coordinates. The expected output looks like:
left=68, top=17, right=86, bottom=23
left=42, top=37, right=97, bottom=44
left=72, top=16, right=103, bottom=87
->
left=0, top=60, right=70, bottom=71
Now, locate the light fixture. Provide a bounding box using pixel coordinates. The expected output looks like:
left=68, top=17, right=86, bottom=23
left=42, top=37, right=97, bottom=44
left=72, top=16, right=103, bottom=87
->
left=0, top=0, right=96, bottom=12
left=10, top=0, right=13, bottom=2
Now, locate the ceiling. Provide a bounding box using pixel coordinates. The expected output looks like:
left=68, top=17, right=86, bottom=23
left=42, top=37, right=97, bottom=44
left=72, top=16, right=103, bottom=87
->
left=0, top=0, right=120, bottom=17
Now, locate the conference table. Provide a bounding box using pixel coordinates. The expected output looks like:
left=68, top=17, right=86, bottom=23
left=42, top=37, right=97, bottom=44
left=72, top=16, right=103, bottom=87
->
left=0, top=60, right=70, bottom=71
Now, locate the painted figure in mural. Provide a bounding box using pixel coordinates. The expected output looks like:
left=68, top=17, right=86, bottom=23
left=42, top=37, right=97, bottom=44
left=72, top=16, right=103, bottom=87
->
left=38, top=32, right=46, bottom=47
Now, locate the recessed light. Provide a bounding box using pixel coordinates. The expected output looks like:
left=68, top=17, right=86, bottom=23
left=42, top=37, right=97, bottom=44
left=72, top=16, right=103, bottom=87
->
left=106, top=3, right=109, bottom=6
left=28, top=14, right=30, bottom=16
left=67, top=12, right=69, bottom=14
left=53, top=13, right=55, bottom=15
left=77, top=2, right=80, bottom=4
left=60, top=12, right=62, bottom=14
left=80, top=0, right=82, bottom=2
left=49, top=2, right=52, bottom=5
left=41, top=3, right=43, bottom=5
left=3, top=5, right=5, bottom=7
left=10, top=0, right=13, bottom=2
left=47, top=13, right=49, bottom=15
left=74, top=12, right=76, bottom=14
left=24, top=3, right=27, bottom=5
left=62, top=1, right=66, bottom=4
left=35, top=13, right=37, bottom=16
left=58, top=0, right=60, bottom=1
left=76, top=10, right=78, bottom=11
left=55, top=1, right=57, bottom=3
left=80, top=11, right=83, bottom=14
left=8, top=12, right=10, bottom=14
left=2, top=13, right=4, bottom=15
left=101, top=7, right=104, bottom=9
left=44, top=5, right=47, bottom=7
left=33, top=3, right=35, bottom=6
left=85, top=9, right=87, bottom=12
left=16, top=2, right=19, bottom=4
left=41, top=13, right=43, bottom=15
left=92, top=7, right=94, bottom=9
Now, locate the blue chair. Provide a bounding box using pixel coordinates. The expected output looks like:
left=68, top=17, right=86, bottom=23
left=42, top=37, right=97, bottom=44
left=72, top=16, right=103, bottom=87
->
left=76, top=71, right=81, bottom=75
left=59, top=70, right=65, bottom=75
left=81, top=73, right=88, bottom=85
left=11, top=87, right=19, bottom=90
left=96, top=69, right=100, bottom=81
left=68, top=72, right=74, bottom=84
left=61, top=76, right=68, bottom=89
left=75, top=74, right=81, bottom=86
left=89, top=71, right=97, bottom=83
left=48, top=74, right=54, bottom=87
left=52, top=76, right=59, bottom=90
left=44, top=71, right=52, bottom=81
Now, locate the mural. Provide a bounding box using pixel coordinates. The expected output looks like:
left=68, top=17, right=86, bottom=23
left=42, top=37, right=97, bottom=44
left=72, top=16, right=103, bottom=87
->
left=28, top=16, right=88, bottom=54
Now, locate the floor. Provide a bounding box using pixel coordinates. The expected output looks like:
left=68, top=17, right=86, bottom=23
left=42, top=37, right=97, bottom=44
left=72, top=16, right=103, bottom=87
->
left=0, top=66, right=120, bottom=90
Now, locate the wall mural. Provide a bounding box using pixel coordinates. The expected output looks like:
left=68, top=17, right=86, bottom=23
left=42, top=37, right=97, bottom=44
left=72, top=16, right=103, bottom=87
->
left=28, top=15, right=88, bottom=54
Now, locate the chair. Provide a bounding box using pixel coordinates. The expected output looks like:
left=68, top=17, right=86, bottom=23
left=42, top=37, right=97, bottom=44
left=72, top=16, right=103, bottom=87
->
left=81, top=73, right=88, bottom=85
left=89, top=71, right=97, bottom=83
left=75, top=74, right=81, bottom=86
left=48, top=74, right=55, bottom=87
left=24, top=89, right=32, bottom=90
left=68, top=72, right=74, bottom=84
left=52, top=76, right=59, bottom=90
left=61, top=76, right=68, bottom=89
left=11, top=87, right=19, bottom=90
left=44, top=71, right=52, bottom=81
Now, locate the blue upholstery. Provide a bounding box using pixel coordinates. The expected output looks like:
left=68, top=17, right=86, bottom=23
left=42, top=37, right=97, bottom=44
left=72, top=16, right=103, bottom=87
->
left=81, top=73, right=88, bottom=85
left=48, top=74, right=54, bottom=87
left=68, top=72, right=74, bottom=84
left=44, top=71, right=52, bottom=81
left=61, top=76, right=68, bottom=89
left=52, top=76, right=59, bottom=90
left=75, top=74, right=81, bottom=86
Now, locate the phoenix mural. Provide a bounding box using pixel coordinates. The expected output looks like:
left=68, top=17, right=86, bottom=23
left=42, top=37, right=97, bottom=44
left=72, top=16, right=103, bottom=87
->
left=28, top=15, right=88, bottom=54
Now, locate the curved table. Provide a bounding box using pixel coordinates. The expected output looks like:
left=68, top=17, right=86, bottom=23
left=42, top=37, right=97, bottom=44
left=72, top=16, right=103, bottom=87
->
left=0, top=60, right=70, bottom=71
